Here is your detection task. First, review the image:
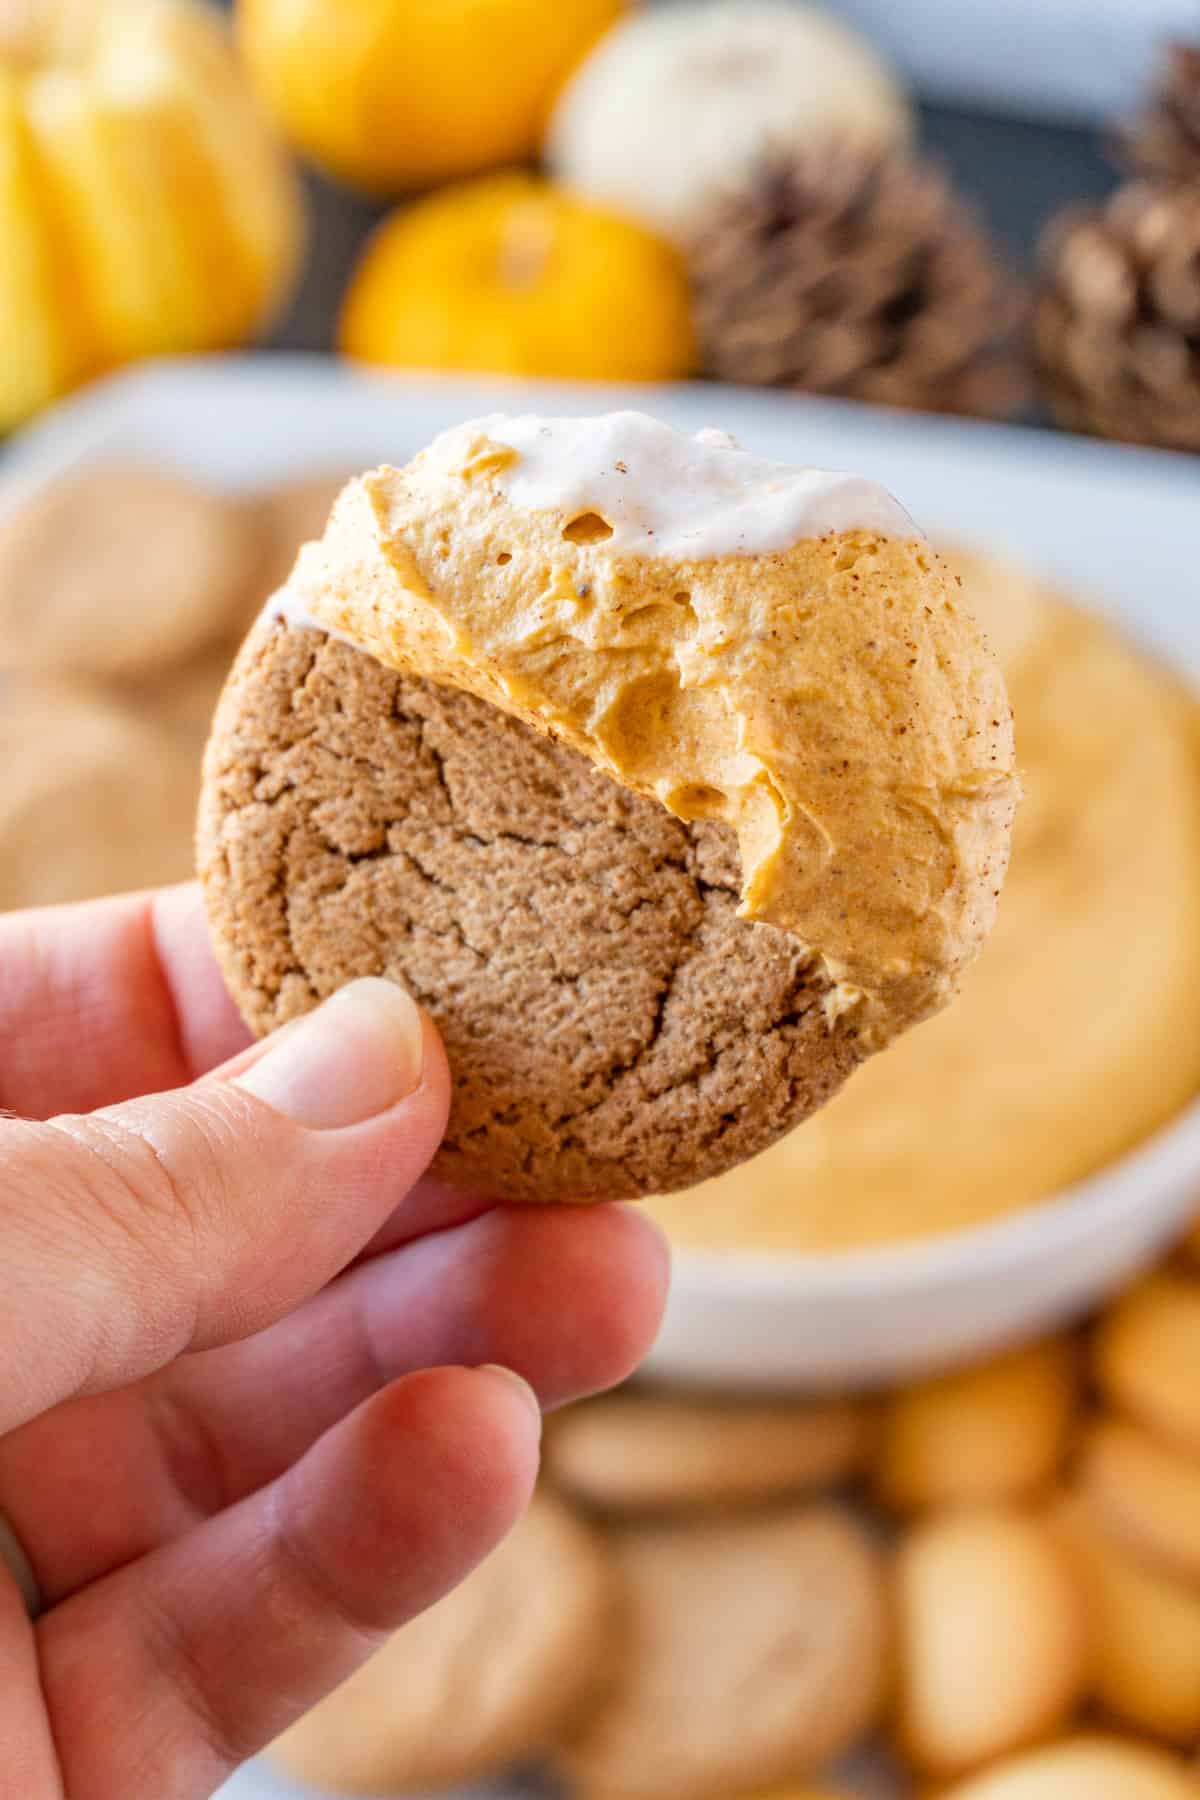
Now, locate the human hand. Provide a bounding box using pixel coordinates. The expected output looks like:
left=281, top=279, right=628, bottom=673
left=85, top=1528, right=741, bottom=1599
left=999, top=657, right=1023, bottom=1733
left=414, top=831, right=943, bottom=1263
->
left=0, top=885, right=668, bottom=1798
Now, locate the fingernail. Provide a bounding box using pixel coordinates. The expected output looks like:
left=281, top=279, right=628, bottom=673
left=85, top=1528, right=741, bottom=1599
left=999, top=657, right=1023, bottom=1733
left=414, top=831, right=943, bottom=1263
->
left=479, top=1364, right=543, bottom=1437
left=235, top=978, right=425, bottom=1129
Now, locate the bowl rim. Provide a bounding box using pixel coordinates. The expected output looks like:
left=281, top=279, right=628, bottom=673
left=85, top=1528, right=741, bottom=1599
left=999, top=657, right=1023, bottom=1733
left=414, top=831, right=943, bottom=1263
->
left=668, top=1092, right=1200, bottom=1295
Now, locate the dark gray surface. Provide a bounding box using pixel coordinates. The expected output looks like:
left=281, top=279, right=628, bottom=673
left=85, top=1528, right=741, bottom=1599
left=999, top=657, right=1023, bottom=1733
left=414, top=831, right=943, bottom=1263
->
left=267, top=104, right=1118, bottom=355
left=918, top=105, right=1116, bottom=272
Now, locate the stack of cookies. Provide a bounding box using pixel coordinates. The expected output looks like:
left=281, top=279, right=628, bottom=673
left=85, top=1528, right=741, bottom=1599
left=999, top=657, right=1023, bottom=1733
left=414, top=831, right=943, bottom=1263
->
left=272, top=1386, right=890, bottom=1797
left=267, top=1256, right=1200, bottom=1798
left=0, top=463, right=350, bottom=913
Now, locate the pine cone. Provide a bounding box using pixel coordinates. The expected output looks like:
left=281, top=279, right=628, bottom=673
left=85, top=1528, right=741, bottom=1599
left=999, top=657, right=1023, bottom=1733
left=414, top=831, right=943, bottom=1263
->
left=1118, top=42, right=1200, bottom=183
left=1035, top=181, right=1200, bottom=452
left=688, top=144, right=1027, bottom=418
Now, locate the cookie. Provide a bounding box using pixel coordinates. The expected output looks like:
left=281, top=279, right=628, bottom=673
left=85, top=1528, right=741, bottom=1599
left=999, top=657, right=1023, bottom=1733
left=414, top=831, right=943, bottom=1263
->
left=199, top=412, right=1016, bottom=1202
left=554, top=1504, right=889, bottom=1798
left=199, top=618, right=861, bottom=1199
left=1093, top=1274, right=1200, bottom=1454
left=120, top=641, right=243, bottom=765
left=1077, top=1416, right=1200, bottom=1587
left=547, top=1387, right=870, bottom=1514
left=269, top=1490, right=612, bottom=1795
left=0, top=677, right=199, bottom=910
left=895, top=1509, right=1087, bottom=1778
left=1053, top=1491, right=1200, bottom=1745
left=250, top=470, right=353, bottom=601
left=0, top=464, right=262, bottom=681
left=875, top=1339, right=1076, bottom=1514
left=936, top=1736, right=1200, bottom=1800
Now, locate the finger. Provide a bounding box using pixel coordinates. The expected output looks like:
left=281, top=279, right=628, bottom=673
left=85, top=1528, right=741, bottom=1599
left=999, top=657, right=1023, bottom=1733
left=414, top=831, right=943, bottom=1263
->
left=0, top=1581, right=60, bottom=1796
left=0, top=978, right=449, bottom=1434
left=0, top=885, right=249, bottom=1118
left=37, top=1366, right=541, bottom=1800
left=0, top=1203, right=668, bottom=1601
left=358, top=1171, right=497, bottom=1258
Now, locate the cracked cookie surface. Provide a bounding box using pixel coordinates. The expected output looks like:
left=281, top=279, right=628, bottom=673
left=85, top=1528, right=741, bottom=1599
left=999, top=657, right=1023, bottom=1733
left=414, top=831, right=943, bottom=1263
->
left=197, top=618, right=862, bottom=1201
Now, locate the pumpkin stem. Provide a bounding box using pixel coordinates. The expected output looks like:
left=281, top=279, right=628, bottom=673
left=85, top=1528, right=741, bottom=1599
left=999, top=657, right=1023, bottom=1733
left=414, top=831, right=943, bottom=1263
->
left=498, top=203, right=555, bottom=291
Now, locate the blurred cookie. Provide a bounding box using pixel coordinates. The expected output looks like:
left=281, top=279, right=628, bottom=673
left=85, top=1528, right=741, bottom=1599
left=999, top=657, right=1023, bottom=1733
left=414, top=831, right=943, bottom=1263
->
left=130, top=641, right=243, bottom=767
left=250, top=470, right=353, bottom=601
left=0, top=677, right=199, bottom=909
left=547, top=1388, right=870, bottom=1514
left=895, top=1509, right=1087, bottom=1778
left=269, top=1491, right=612, bottom=1795
left=936, top=1736, right=1200, bottom=1800
left=555, top=1504, right=888, bottom=1798
left=1053, top=1491, right=1200, bottom=1744
left=875, top=1339, right=1076, bottom=1514
left=1094, top=1274, right=1200, bottom=1454
left=1077, top=1416, right=1200, bottom=1587
left=0, top=464, right=261, bottom=681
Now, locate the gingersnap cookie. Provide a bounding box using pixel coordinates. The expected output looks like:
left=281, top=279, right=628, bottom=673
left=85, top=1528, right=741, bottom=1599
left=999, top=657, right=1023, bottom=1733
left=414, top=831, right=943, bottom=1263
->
left=553, top=1503, right=889, bottom=1798
left=547, top=1386, right=870, bottom=1514
left=937, top=1737, right=1200, bottom=1800
left=0, top=463, right=262, bottom=681
left=199, top=412, right=1016, bottom=1202
left=250, top=470, right=354, bottom=602
left=0, top=677, right=199, bottom=910
left=269, top=1490, right=612, bottom=1795
left=895, top=1509, right=1087, bottom=1779
left=120, top=641, right=244, bottom=767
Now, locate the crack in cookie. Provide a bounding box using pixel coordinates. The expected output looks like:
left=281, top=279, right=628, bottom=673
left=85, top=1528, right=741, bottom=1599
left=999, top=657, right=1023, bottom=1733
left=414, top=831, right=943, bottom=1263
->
left=198, top=619, right=861, bottom=1201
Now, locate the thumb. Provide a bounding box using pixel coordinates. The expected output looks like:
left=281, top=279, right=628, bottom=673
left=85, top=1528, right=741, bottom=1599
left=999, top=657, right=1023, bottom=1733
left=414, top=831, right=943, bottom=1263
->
left=0, top=978, right=449, bottom=1436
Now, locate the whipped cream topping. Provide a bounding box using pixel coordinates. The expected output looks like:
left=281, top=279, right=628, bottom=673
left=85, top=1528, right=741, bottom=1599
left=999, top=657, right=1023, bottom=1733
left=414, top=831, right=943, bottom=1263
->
left=267, top=585, right=362, bottom=652
left=438, top=410, right=919, bottom=560
left=279, top=414, right=1015, bottom=1048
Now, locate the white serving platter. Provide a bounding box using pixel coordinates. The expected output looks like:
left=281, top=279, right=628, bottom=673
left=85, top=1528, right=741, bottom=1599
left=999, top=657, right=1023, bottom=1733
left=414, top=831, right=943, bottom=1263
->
left=3, top=355, right=1198, bottom=1799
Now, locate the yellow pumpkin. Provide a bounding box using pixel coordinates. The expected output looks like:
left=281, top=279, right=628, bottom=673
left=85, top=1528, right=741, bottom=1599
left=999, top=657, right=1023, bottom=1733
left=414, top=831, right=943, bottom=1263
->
left=340, top=172, right=696, bottom=383
left=237, top=0, right=628, bottom=194
left=0, top=0, right=304, bottom=431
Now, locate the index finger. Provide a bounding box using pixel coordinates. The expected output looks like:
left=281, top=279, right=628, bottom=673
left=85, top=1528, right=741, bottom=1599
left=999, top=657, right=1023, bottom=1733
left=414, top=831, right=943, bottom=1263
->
left=0, top=884, right=250, bottom=1119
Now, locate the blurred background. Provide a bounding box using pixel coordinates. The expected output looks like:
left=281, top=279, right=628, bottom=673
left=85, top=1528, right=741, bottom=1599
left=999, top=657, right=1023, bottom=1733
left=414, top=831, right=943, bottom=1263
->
left=1, top=3, right=1199, bottom=1798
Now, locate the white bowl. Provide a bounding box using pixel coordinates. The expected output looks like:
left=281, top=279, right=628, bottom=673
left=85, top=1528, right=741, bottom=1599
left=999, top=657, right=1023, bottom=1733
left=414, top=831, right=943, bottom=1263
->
left=5, top=355, right=1199, bottom=1389
left=650, top=1099, right=1200, bottom=1389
